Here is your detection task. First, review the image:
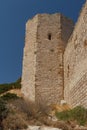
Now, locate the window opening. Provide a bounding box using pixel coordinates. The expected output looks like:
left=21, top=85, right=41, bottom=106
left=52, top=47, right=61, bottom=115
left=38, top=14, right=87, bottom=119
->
left=48, top=33, right=52, bottom=40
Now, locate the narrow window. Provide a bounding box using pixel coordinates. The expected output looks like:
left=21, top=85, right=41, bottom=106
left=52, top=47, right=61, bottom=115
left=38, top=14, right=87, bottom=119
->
left=48, top=33, right=52, bottom=40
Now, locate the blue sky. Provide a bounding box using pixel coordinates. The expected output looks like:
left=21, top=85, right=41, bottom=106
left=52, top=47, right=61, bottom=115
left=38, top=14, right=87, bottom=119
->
left=0, top=0, right=85, bottom=83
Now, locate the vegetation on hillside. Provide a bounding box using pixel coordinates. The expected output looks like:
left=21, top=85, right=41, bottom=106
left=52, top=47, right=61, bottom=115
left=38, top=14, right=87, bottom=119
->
left=0, top=98, right=8, bottom=120
left=1, top=93, right=19, bottom=101
left=56, top=106, right=87, bottom=126
left=0, top=93, right=87, bottom=130
left=0, top=98, right=8, bottom=129
left=0, top=77, right=21, bottom=94
left=0, top=78, right=87, bottom=129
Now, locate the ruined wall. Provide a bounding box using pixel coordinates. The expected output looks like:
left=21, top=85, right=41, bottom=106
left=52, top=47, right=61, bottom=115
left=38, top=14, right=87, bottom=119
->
left=21, top=15, right=38, bottom=101
left=22, top=13, right=74, bottom=105
left=64, top=1, right=87, bottom=108
left=35, top=14, right=74, bottom=105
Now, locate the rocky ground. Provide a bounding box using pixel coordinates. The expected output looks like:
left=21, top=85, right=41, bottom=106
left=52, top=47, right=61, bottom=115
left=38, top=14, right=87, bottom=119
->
left=1, top=98, right=87, bottom=130
left=23, top=125, right=87, bottom=130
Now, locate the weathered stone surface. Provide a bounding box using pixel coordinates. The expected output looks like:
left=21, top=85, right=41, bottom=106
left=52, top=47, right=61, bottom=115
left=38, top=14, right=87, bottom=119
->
left=21, top=0, right=87, bottom=108
left=64, top=0, right=87, bottom=108
left=21, top=13, right=74, bottom=105
left=74, top=125, right=87, bottom=130
left=26, top=126, right=62, bottom=130
left=28, top=126, right=40, bottom=130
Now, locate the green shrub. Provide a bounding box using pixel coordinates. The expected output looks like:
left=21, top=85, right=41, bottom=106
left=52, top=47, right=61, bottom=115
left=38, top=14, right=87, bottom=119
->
left=0, top=84, right=12, bottom=94
left=1, top=93, right=19, bottom=101
left=0, top=77, right=21, bottom=94
left=56, top=106, right=87, bottom=125
left=56, top=110, right=71, bottom=121
left=71, top=106, right=87, bottom=125
left=13, top=77, right=21, bottom=89
left=0, top=98, right=8, bottom=120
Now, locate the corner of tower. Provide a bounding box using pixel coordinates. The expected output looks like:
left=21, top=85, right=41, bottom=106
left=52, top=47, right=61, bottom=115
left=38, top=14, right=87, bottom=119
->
left=60, top=14, right=74, bottom=44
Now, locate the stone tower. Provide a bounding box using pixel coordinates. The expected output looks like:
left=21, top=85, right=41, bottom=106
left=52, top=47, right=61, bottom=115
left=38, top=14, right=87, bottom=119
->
left=22, top=13, right=74, bottom=105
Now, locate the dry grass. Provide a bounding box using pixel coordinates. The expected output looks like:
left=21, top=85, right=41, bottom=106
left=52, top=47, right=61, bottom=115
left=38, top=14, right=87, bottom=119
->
left=1, top=98, right=79, bottom=130
left=13, top=99, right=39, bottom=119
left=13, top=98, right=51, bottom=119
left=2, top=100, right=28, bottom=130
left=10, top=99, right=75, bottom=130
left=2, top=112, right=28, bottom=130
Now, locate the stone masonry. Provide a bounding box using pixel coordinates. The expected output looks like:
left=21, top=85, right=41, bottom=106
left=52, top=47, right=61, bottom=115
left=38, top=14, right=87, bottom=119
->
left=64, top=0, right=87, bottom=108
left=22, top=1, right=87, bottom=108
left=21, top=14, right=74, bottom=105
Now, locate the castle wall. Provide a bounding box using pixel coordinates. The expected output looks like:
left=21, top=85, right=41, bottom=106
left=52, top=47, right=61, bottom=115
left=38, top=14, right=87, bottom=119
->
left=22, top=13, right=74, bottom=105
left=21, top=15, right=38, bottom=101
left=35, top=14, right=74, bottom=105
left=35, top=14, right=64, bottom=105
left=64, top=1, right=87, bottom=108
